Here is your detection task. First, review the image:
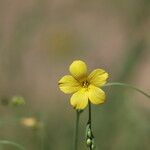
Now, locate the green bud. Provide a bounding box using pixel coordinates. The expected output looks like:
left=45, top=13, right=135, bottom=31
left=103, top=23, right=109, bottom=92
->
left=11, top=96, right=25, bottom=106
left=87, top=130, right=92, bottom=138
left=86, top=138, right=92, bottom=147
left=91, top=144, right=96, bottom=150
left=85, top=123, right=91, bottom=138
left=91, top=139, right=96, bottom=150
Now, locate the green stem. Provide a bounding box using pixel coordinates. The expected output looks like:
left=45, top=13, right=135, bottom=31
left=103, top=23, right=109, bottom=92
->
left=88, top=101, right=92, bottom=127
left=103, top=82, right=150, bottom=99
left=88, top=101, right=92, bottom=150
left=73, top=110, right=80, bottom=150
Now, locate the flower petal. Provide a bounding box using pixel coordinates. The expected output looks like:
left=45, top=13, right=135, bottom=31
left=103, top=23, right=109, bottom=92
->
left=88, top=69, right=108, bottom=87
left=69, top=60, right=87, bottom=80
left=88, top=85, right=106, bottom=104
left=70, top=88, right=88, bottom=109
left=58, top=75, right=81, bottom=94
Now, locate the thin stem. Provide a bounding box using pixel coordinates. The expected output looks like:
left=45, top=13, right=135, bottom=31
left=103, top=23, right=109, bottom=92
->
left=103, top=82, right=150, bottom=99
left=88, top=101, right=92, bottom=150
left=73, top=110, right=80, bottom=150
left=88, top=101, right=91, bottom=126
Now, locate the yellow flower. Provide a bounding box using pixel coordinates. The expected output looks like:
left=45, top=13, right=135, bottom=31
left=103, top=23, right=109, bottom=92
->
left=58, top=60, right=109, bottom=110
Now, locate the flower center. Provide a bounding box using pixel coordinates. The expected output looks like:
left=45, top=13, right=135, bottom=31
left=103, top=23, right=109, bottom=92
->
left=82, top=80, right=89, bottom=88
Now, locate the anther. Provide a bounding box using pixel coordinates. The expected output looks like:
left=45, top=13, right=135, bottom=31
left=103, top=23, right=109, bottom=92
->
left=82, top=81, right=89, bottom=88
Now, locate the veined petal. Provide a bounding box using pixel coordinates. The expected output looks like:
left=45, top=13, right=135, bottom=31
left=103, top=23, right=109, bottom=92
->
left=70, top=88, right=88, bottom=109
left=58, top=75, right=81, bottom=94
left=69, top=60, right=87, bottom=80
left=88, top=69, right=108, bottom=87
left=88, top=85, right=106, bottom=104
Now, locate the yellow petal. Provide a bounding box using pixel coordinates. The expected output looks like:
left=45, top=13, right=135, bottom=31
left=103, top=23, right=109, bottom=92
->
left=58, top=75, right=81, bottom=94
left=88, top=69, right=108, bottom=87
left=69, top=60, right=87, bottom=80
left=70, top=88, right=88, bottom=109
left=88, top=85, right=106, bottom=104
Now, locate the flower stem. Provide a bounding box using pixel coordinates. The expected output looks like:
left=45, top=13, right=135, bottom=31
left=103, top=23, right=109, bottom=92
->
left=103, top=82, right=150, bottom=99
left=88, top=101, right=92, bottom=150
left=73, top=110, right=80, bottom=150
left=86, top=102, right=96, bottom=149
left=88, top=101, right=91, bottom=127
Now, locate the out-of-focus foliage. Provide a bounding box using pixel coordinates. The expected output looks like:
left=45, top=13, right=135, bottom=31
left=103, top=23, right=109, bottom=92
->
left=10, top=96, right=25, bottom=106
left=0, top=0, right=150, bottom=150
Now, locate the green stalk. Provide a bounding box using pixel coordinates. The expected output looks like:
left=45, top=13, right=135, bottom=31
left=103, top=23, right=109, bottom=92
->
left=88, top=102, right=92, bottom=150
left=73, top=110, right=80, bottom=150
left=103, top=82, right=150, bottom=99
left=88, top=101, right=92, bottom=126
left=86, top=101, right=96, bottom=150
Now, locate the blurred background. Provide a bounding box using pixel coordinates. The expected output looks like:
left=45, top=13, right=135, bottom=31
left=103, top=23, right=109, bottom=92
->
left=0, top=0, right=150, bottom=150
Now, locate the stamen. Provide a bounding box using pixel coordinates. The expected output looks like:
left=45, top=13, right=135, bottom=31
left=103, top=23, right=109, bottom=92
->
left=82, top=81, right=89, bottom=88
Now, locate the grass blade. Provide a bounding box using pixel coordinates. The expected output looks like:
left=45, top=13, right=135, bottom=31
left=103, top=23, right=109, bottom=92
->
left=0, top=140, right=26, bottom=150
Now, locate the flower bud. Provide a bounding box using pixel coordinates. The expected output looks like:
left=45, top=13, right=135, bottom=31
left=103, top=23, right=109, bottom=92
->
left=85, top=123, right=91, bottom=138
left=91, top=139, right=96, bottom=150
left=91, top=144, right=96, bottom=150
left=86, top=138, right=92, bottom=147
left=87, top=130, right=92, bottom=138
